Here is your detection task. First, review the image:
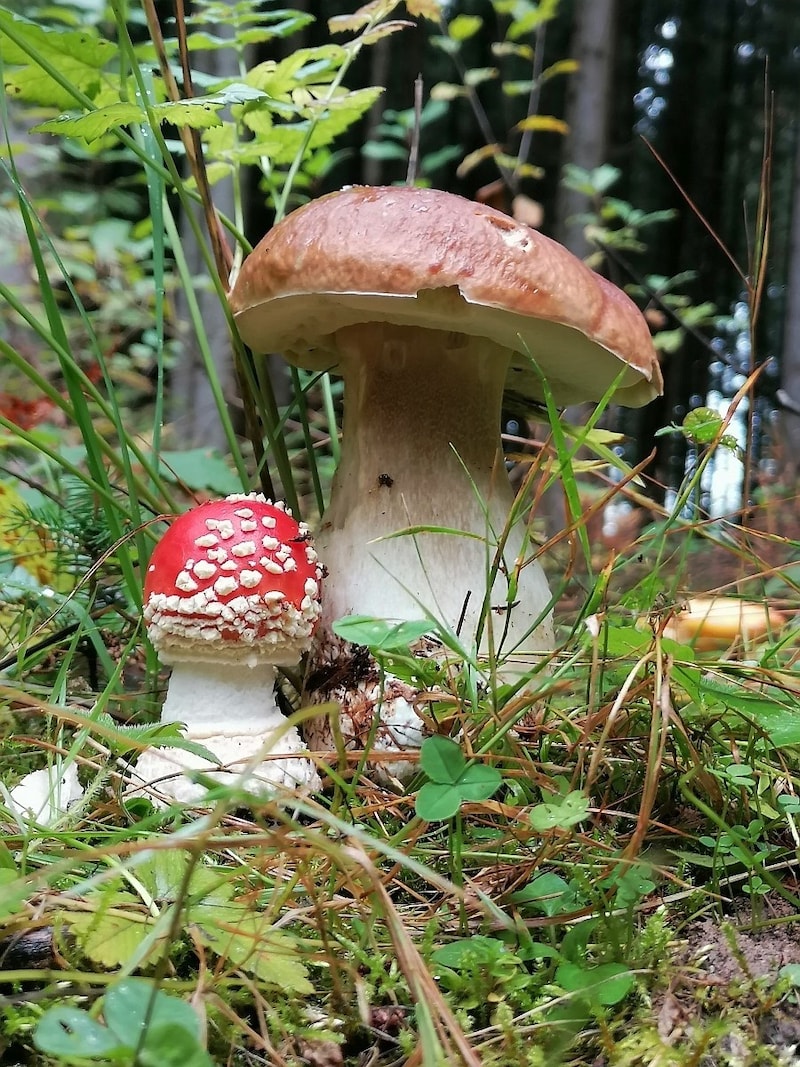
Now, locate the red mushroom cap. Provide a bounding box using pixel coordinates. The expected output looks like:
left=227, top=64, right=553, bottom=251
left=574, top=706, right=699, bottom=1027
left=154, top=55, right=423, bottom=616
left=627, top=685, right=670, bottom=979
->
left=143, top=494, right=323, bottom=664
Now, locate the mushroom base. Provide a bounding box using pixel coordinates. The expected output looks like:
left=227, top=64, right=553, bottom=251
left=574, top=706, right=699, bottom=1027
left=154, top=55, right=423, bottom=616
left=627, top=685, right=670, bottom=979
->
left=131, top=740, right=319, bottom=806
left=132, top=660, right=320, bottom=804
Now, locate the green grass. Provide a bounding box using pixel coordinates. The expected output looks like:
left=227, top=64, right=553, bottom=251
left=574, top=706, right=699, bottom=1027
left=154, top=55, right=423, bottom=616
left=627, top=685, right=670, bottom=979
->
left=1, top=2, right=800, bottom=1065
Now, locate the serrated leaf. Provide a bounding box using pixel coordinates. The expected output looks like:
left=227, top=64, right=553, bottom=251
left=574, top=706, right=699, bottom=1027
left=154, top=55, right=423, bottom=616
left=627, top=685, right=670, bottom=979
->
left=328, top=1, right=398, bottom=35
left=66, top=910, right=157, bottom=969
left=0, top=12, right=115, bottom=108
left=358, top=20, right=415, bottom=45
left=406, top=0, right=442, bottom=18
left=151, top=101, right=222, bottom=130
left=33, top=103, right=144, bottom=142
left=682, top=406, right=724, bottom=445
left=194, top=919, right=313, bottom=993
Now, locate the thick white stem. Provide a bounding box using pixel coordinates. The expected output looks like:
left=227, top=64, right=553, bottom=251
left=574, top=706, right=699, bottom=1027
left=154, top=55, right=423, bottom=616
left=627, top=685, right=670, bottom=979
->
left=158, top=661, right=283, bottom=736
left=133, top=661, right=319, bottom=804
left=316, top=323, right=554, bottom=659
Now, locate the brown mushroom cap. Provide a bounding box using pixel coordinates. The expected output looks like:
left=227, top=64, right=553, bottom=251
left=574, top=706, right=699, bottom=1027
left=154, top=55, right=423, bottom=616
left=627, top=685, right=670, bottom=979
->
left=229, top=185, right=663, bottom=408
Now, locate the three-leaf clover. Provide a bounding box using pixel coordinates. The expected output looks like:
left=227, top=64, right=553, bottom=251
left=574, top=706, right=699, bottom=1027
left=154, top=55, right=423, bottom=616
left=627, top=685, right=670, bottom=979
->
left=529, top=790, right=590, bottom=832
left=415, top=736, right=501, bottom=820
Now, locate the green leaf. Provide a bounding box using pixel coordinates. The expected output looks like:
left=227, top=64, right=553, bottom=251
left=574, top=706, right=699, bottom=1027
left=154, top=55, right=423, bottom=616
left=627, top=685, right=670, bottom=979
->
left=361, top=140, right=409, bottom=161
left=150, top=100, right=222, bottom=131
left=32, top=103, right=145, bottom=141
left=137, top=850, right=190, bottom=903
left=0, top=870, right=28, bottom=919
left=431, top=935, right=499, bottom=969
left=556, top=962, right=634, bottom=1006
left=158, top=449, right=241, bottom=495
left=66, top=910, right=157, bottom=970
left=419, top=735, right=465, bottom=784
left=0, top=12, right=116, bottom=107
left=514, top=114, right=569, bottom=135
left=448, top=14, right=483, bottom=40
left=507, top=0, right=560, bottom=39
left=512, top=872, right=577, bottom=917
left=193, top=919, right=313, bottom=993
left=34, top=1007, right=128, bottom=1059
left=463, top=66, right=498, bottom=87
left=139, top=1023, right=215, bottom=1067
left=682, top=407, right=724, bottom=445
left=530, top=791, right=590, bottom=832
left=104, top=979, right=201, bottom=1047
left=331, top=615, right=432, bottom=651
left=416, top=781, right=462, bottom=821
left=457, top=763, right=502, bottom=803
left=430, top=81, right=468, bottom=101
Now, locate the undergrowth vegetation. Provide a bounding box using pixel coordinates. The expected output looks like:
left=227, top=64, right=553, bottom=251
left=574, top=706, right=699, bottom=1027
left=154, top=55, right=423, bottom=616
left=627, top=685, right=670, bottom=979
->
left=1, top=1, right=800, bottom=1065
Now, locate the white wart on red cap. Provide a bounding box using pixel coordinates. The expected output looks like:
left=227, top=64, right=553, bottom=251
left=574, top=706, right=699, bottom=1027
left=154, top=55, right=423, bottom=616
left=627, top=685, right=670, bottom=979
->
left=144, top=493, right=323, bottom=664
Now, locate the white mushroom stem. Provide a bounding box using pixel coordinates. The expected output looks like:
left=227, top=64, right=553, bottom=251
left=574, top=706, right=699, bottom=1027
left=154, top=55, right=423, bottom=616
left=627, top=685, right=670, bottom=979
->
left=314, top=322, right=555, bottom=662
left=132, top=659, right=319, bottom=804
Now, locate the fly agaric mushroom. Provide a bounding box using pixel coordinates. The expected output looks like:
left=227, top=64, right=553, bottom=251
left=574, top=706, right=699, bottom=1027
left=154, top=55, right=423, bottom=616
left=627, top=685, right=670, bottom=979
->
left=133, top=493, right=323, bottom=803
left=662, top=596, right=786, bottom=652
left=228, top=186, right=662, bottom=767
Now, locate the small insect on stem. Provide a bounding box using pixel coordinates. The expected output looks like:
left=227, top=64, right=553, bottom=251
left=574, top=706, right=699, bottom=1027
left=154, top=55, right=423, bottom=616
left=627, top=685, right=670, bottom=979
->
left=377, top=473, right=394, bottom=488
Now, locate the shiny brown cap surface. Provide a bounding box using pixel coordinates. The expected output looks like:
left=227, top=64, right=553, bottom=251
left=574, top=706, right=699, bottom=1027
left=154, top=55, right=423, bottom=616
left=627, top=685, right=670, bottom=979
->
left=229, top=185, right=663, bottom=407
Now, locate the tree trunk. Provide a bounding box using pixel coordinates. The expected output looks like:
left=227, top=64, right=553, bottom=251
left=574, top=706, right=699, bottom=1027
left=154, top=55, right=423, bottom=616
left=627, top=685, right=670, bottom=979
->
left=780, top=122, right=800, bottom=483
left=555, top=0, right=617, bottom=256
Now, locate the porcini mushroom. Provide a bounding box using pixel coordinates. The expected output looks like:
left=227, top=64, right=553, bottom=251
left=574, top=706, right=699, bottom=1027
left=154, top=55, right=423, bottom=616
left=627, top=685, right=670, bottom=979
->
left=134, top=493, right=323, bottom=803
left=228, top=186, right=662, bottom=765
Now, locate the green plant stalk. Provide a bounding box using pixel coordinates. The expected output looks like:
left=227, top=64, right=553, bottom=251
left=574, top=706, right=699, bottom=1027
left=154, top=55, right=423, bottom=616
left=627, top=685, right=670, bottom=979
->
left=0, top=302, right=173, bottom=517
left=135, top=75, right=167, bottom=467
left=320, top=373, right=341, bottom=467
left=0, top=151, right=181, bottom=566
left=162, top=206, right=254, bottom=488
left=680, top=769, right=800, bottom=910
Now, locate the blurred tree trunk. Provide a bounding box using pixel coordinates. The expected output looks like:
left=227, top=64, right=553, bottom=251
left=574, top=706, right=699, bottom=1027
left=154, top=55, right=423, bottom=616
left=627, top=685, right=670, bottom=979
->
left=555, top=0, right=617, bottom=256
left=780, top=123, right=800, bottom=483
